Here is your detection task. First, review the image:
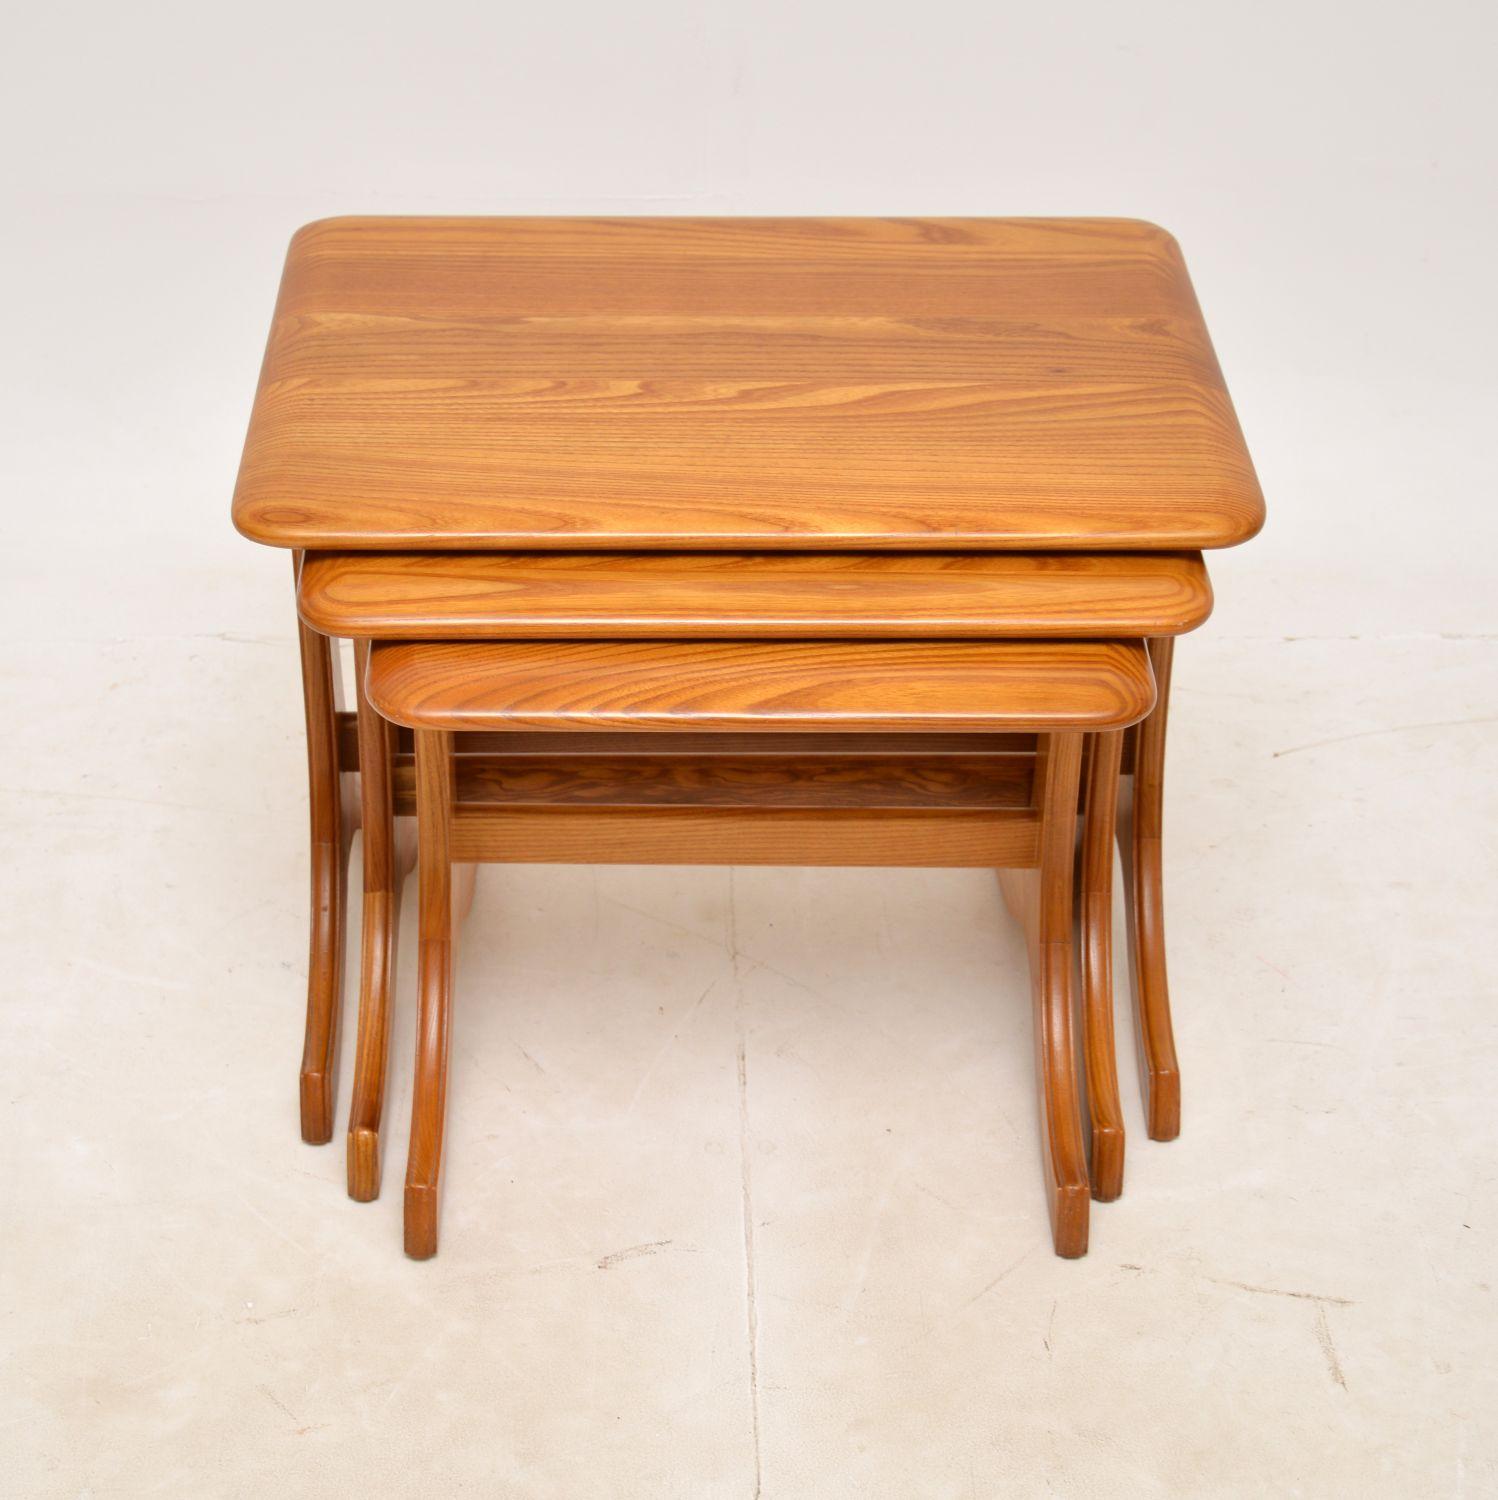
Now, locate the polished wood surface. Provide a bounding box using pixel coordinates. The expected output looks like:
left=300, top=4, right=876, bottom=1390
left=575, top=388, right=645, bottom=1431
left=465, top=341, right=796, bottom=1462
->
left=233, top=217, right=1263, bottom=552
left=448, top=806, right=1041, bottom=868
left=293, top=558, right=355, bottom=1144
left=347, top=642, right=416, bottom=1201
left=400, top=751, right=1034, bottom=810
left=1080, top=731, right=1126, bottom=1200
left=999, top=733, right=1089, bottom=1257
left=336, top=719, right=1038, bottom=765
left=1122, top=637, right=1182, bottom=1141
left=299, top=550, right=1212, bottom=639
left=365, top=640, right=1155, bottom=735
left=405, top=729, right=456, bottom=1259
left=384, top=667, right=1109, bottom=1253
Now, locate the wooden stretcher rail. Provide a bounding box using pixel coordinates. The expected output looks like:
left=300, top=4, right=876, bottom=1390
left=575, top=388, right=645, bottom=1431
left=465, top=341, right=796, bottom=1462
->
left=447, top=805, right=1042, bottom=867
left=387, top=752, right=1034, bottom=813
left=335, top=713, right=1039, bottom=771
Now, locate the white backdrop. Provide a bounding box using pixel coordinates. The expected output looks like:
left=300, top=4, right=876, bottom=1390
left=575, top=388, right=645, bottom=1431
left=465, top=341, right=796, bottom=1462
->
left=5, top=0, right=1495, bottom=641
left=3, top=3, right=1496, bottom=1496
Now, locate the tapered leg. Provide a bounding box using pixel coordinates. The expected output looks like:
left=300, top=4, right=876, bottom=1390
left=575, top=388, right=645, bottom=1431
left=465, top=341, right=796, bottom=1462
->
left=1081, top=730, right=1126, bottom=1200
left=1000, top=731, right=1089, bottom=1257
left=294, top=554, right=352, bottom=1145
left=1121, top=637, right=1181, bottom=1141
left=347, top=641, right=416, bottom=1200
left=405, top=729, right=456, bottom=1259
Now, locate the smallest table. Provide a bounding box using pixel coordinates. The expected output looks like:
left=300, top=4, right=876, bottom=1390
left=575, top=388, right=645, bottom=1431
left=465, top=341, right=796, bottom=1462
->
left=365, top=636, right=1157, bottom=1258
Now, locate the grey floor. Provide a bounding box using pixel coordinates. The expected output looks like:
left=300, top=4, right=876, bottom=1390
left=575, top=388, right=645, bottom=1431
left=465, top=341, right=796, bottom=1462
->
left=4, top=196, right=1496, bottom=1497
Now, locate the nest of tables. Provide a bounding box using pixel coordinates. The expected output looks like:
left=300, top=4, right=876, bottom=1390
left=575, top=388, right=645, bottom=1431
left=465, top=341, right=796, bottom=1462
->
left=234, top=216, right=1263, bottom=1259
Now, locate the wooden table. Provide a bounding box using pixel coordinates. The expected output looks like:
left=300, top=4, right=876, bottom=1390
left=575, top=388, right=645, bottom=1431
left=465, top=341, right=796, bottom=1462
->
left=234, top=216, right=1262, bottom=1254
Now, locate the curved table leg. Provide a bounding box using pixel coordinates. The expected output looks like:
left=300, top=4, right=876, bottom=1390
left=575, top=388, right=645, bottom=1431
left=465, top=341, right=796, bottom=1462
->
left=294, top=554, right=353, bottom=1144
left=347, top=641, right=416, bottom=1200
left=405, top=729, right=456, bottom=1260
left=1081, top=729, right=1126, bottom=1200
left=1122, top=637, right=1181, bottom=1141
left=1001, top=730, right=1090, bottom=1257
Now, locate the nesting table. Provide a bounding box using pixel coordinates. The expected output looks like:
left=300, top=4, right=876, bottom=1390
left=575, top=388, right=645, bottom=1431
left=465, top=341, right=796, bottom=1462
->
left=233, top=216, right=1263, bottom=1258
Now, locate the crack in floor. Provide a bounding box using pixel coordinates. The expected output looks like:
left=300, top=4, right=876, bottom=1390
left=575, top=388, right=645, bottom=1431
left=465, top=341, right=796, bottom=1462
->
left=1271, top=715, right=1498, bottom=758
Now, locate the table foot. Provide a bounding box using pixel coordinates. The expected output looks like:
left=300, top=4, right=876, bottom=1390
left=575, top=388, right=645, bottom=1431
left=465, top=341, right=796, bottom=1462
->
left=404, top=1183, right=441, bottom=1261
left=348, top=1126, right=381, bottom=1202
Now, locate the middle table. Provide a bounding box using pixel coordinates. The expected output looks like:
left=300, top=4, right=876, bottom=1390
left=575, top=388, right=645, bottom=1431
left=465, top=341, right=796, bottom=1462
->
left=296, top=547, right=1210, bottom=1253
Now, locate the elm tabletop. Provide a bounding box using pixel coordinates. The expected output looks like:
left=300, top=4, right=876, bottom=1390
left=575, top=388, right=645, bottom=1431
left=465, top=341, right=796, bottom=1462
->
left=233, top=216, right=1263, bottom=552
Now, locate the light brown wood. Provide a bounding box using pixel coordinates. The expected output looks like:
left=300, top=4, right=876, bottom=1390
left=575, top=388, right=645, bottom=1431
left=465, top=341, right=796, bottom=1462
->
left=298, top=550, right=1213, bottom=640
left=346, top=642, right=416, bottom=1202
left=1121, top=638, right=1181, bottom=1141
left=448, top=805, right=1041, bottom=867
left=1081, top=731, right=1126, bottom=1200
left=452, top=861, right=478, bottom=925
left=393, top=752, right=1034, bottom=811
left=233, top=217, right=1263, bottom=552
left=335, top=717, right=1039, bottom=766
left=998, top=732, right=1089, bottom=1257
left=405, top=729, right=455, bottom=1260
left=365, top=640, right=1156, bottom=735
left=367, top=630, right=1162, bottom=1257
left=293, top=557, right=355, bottom=1145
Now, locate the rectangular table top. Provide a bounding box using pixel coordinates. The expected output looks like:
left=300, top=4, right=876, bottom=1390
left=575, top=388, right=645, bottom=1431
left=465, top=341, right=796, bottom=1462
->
left=298, top=549, right=1212, bottom=639
left=234, top=217, right=1263, bottom=552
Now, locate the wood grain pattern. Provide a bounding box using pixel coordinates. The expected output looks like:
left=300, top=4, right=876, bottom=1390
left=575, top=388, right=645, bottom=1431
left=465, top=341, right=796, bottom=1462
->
left=347, top=642, right=416, bottom=1202
left=364, top=640, right=1156, bottom=735
left=293, top=558, right=354, bottom=1145
left=998, top=732, right=1090, bottom=1257
left=233, top=217, right=1263, bottom=552
left=375, top=644, right=1127, bottom=1257
left=1122, top=637, right=1182, bottom=1141
left=298, top=550, right=1213, bottom=640
left=1081, top=730, right=1126, bottom=1200
left=337, top=719, right=1038, bottom=764
left=447, top=806, right=1041, bottom=867
left=392, top=752, right=1034, bottom=811
left=405, top=729, right=455, bottom=1260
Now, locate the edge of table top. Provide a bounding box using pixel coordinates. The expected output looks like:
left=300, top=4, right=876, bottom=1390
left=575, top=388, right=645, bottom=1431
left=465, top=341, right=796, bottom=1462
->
left=298, top=549, right=1213, bottom=640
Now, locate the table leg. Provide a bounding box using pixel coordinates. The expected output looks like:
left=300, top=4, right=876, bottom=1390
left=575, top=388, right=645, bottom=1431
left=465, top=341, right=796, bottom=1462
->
left=405, top=728, right=456, bottom=1260
left=1121, top=637, right=1181, bottom=1141
left=1001, top=730, right=1089, bottom=1257
left=347, top=641, right=415, bottom=1200
left=293, top=558, right=352, bottom=1144
left=1080, top=729, right=1126, bottom=1199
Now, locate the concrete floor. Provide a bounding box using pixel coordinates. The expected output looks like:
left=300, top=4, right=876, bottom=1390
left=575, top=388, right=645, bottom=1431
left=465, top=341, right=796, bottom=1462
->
left=4, top=195, right=1497, bottom=1496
